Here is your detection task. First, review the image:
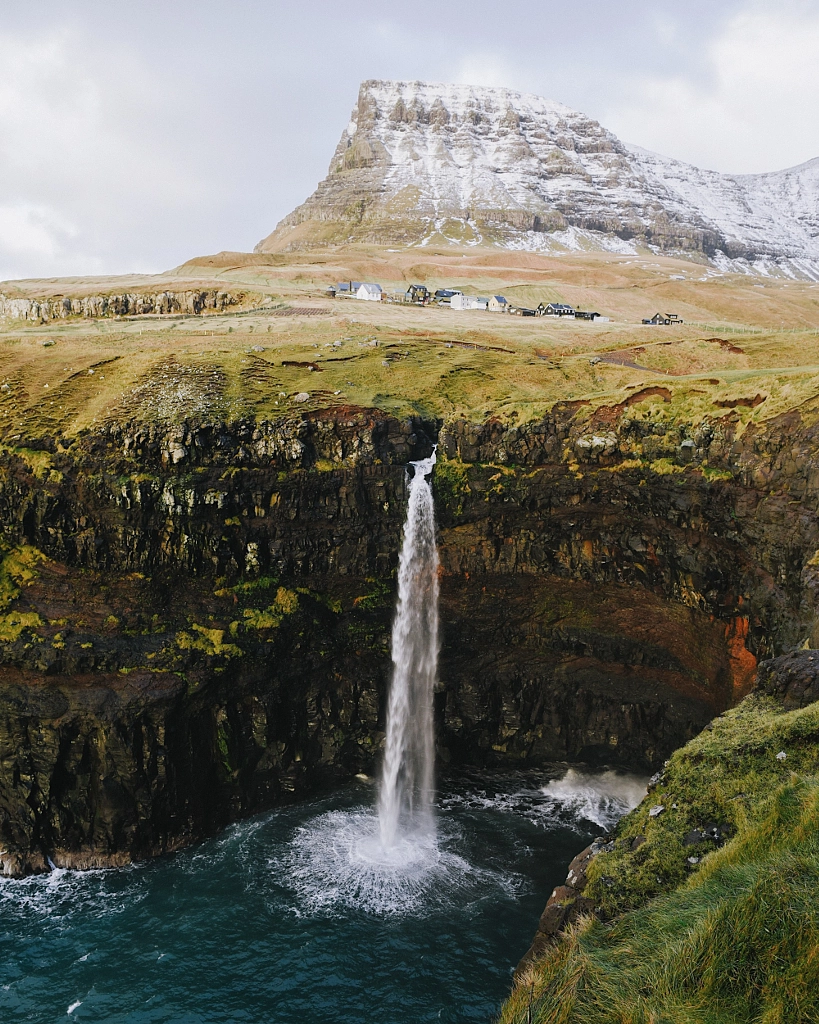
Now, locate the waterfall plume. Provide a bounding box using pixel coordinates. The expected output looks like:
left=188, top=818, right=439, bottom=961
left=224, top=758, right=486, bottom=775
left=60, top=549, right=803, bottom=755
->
left=378, top=449, right=439, bottom=849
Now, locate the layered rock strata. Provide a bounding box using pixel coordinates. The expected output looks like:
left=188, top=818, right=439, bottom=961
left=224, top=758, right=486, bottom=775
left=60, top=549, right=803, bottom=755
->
left=257, top=80, right=819, bottom=274
left=1, top=401, right=818, bottom=875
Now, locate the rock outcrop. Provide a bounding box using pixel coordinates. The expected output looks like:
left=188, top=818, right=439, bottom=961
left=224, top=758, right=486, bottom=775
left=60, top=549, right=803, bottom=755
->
left=0, top=289, right=250, bottom=322
left=756, top=649, right=819, bottom=710
left=257, top=80, right=819, bottom=277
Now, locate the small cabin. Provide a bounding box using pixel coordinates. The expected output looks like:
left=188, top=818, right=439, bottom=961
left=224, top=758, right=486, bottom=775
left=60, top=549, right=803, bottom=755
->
left=511, top=306, right=537, bottom=317
left=642, top=312, right=683, bottom=325
left=356, top=283, right=383, bottom=301
left=488, top=295, right=509, bottom=312
left=574, top=310, right=600, bottom=321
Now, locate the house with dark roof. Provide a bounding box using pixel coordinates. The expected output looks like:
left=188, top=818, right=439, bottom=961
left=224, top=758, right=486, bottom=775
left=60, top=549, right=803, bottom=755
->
left=642, top=312, right=684, bottom=324
left=488, top=295, right=509, bottom=312
left=405, top=284, right=430, bottom=304
left=539, top=302, right=575, bottom=316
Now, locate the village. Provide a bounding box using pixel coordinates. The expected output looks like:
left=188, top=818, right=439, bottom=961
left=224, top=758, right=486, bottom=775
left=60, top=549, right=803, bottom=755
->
left=327, top=280, right=681, bottom=325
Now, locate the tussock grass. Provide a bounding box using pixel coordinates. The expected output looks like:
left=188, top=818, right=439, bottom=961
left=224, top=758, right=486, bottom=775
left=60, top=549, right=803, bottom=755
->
left=501, top=695, right=819, bottom=1024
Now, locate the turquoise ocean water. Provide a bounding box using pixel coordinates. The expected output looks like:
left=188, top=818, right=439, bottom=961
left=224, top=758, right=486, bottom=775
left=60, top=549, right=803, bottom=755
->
left=0, top=768, right=645, bottom=1023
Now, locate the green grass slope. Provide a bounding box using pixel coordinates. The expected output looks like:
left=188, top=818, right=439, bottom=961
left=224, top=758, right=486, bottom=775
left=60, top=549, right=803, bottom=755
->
left=502, top=694, right=819, bottom=1024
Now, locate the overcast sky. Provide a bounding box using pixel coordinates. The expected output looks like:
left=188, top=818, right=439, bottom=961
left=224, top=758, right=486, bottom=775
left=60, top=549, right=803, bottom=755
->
left=1, top=0, right=817, bottom=281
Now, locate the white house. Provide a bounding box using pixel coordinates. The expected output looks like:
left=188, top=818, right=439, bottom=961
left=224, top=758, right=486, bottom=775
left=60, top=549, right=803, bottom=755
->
left=488, top=295, right=509, bottom=312
left=451, top=294, right=489, bottom=311
left=356, top=283, right=383, bottom=301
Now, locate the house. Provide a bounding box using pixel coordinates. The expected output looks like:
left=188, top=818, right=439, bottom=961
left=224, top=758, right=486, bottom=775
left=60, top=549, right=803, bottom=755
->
left=356, top=283, right=383, bottom=301
left=451, top=294, right=488, bottom=310
left=574, top=310, right=600, bottom=321
left=642, top=312, right=684, bottom=325
left=406, top=284, right=430, bottom=304
left=488, top=295, right=509, bottom=312
left=434, top=288, right=462, bottom=305
left=540, top=302, right=575, bottom=316
left=335, top=281, right=362, bottom=298
left=511, top=306, right=537, bottom=316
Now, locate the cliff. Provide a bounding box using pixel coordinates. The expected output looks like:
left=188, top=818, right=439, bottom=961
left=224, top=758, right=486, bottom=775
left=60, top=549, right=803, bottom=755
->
left=0, top=288, right=256, bottom=322
left=1, top=396, right=819, bottom=876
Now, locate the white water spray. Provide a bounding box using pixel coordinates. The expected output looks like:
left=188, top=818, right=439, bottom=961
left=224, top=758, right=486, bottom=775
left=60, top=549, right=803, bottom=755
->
left=378, top=448, right=439, bottom=849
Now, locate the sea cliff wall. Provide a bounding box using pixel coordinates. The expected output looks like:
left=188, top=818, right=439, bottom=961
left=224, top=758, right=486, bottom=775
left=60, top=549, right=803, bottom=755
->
left=1, top=403, right=818, bottom=875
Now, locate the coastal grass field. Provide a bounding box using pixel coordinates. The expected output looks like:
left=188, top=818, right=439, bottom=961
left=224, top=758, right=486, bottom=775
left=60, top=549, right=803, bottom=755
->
left=2, top=246, right=819, bottom=443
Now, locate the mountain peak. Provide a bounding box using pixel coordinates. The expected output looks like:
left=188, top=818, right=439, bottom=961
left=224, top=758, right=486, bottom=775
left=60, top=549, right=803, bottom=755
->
left=256, top=79, right=819, bottom=278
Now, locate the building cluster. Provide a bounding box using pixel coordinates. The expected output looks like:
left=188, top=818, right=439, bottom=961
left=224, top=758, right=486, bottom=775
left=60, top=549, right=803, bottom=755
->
left=327, top=282, right=606, bottom=319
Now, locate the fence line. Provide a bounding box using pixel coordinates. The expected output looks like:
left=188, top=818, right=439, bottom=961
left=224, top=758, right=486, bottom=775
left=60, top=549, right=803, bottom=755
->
left=687, top=322, right=818, bottom=335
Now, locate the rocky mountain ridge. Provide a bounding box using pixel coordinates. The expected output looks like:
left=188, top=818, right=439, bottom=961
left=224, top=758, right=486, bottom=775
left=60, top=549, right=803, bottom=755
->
left=257, top=80, right=819, bottom=279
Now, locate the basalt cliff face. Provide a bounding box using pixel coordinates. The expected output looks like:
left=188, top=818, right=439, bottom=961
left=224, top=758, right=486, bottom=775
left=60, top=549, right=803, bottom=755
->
left=256, top=80, right=819, bottom=277
left=1, top=402, right=819, bottom=876
left=0, top=289, right=251, bottom=322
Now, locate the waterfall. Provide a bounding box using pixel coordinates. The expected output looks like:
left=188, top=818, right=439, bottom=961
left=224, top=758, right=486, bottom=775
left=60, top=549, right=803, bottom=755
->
left=378, top=448, right=439, bottom=849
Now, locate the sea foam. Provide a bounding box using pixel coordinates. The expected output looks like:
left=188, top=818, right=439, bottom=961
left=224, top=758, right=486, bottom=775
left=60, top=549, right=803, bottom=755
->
left=273, top=807, right=518, bottom=917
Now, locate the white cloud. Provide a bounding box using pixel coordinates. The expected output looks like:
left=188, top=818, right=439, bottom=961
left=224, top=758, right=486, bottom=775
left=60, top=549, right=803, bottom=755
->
left=0, top=27, right=207, bottom=279
left=453, top=54, right=520, bottom=90
left=603, top=1, right=819, bottom=172
left=0, top=202, right=75, bottom=258
left=0, top=1, right=816, bottom=280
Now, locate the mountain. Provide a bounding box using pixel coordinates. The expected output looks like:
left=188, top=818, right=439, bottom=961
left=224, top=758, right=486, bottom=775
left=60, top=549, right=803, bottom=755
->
left=255, top=80, right=819, bottom=278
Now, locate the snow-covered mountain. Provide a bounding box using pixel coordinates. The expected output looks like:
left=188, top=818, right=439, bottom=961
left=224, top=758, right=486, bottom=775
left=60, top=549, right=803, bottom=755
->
left=256, top=80, right=819, bottom=278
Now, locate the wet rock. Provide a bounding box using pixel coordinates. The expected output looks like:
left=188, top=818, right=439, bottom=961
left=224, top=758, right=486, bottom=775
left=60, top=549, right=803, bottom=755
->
left=515, top=838, right=610, bottom=976
left=756, top=650, right=819, bottom=710
left=2, top=399, right=819, bottom=879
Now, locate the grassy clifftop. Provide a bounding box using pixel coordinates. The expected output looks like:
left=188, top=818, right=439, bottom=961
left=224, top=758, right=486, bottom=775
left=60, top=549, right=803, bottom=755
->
left=1, top=248, right=818, bottom=444
left=502, top=670, right=819, bottom=1024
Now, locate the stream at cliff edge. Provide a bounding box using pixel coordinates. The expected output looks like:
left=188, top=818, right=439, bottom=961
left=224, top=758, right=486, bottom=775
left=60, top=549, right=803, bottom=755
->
left=0, top=768, right=647, bottom=1023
